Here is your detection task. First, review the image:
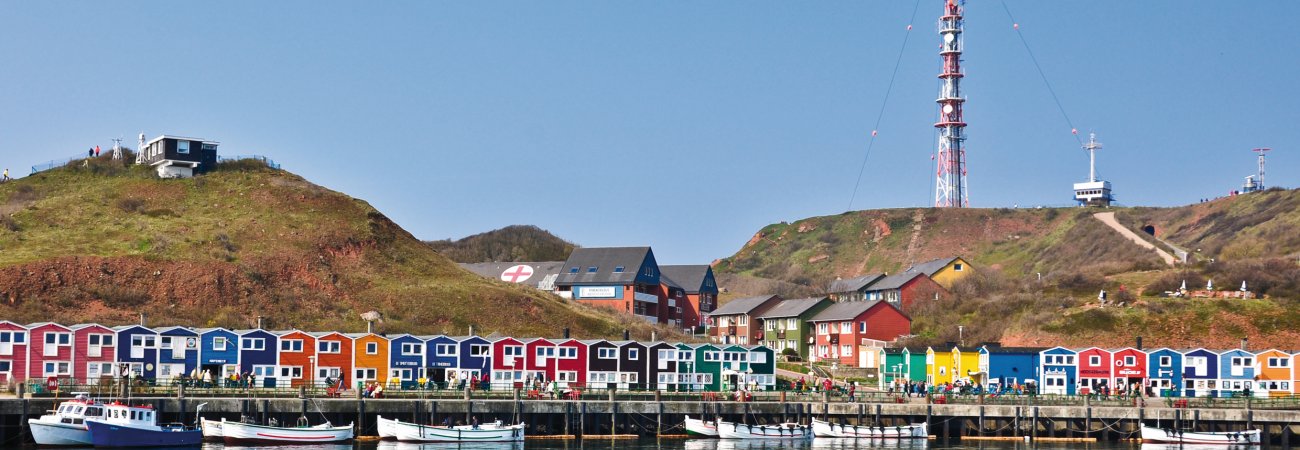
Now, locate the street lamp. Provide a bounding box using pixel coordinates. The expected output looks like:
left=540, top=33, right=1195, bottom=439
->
left=958, top=326, right=965, bottom=346
left=307, top=356, right=316, bottom=391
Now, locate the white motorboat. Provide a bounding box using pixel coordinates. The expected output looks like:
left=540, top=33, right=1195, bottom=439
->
left=811, top=418, right=928, bottom=438
left=685, top=415, right=720, bottom=437
left=392, top=420, right=525, bottom=442
left=1140, top=425, right=1261, bottom=445
left=220, top=418, right=354, bottom=444
left=27, top=396, right=106, bottom=446
left=200, top=417, right=224, bottom=440
left=715, top=420, right=810, bottom=439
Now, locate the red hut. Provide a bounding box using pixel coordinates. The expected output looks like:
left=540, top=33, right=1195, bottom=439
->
left=1111, top=347, right=1149, bottom=396
left=523, top=338, right=559, bottom=383
left=71, top=324, right=116, bottom=383
left=554, top=338, right=588, bottom=389
left=27, top=323, right=72, bottom=381
left=0, top=321, right=30, bottom=384
left=492, top=337, right=527, bottom=386
left=1077, top=347, right=1113, bottom=395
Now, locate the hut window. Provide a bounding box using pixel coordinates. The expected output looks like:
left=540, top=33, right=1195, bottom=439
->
left=1160, top=356, right=1171, bottom=366
left=177, top=140, right=190, bottom=154
left=1089, top=355, right=1100, bottom=365
left=366, top=342, right=378, bottom=354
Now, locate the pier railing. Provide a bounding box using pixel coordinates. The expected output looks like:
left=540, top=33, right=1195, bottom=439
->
left=19, top=379, right=1300, bottom=410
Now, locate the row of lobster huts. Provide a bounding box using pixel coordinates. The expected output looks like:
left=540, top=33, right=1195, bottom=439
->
left=877, top=343, right=1300, bottom=398
left=0, top=320, right=777, bottom=392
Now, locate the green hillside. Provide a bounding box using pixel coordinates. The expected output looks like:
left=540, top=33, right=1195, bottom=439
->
left=715, top=190, right=1300, bottom=348
left=0, top=156, right=664, bottom=339
left=427, top=225, right=575, bottom=263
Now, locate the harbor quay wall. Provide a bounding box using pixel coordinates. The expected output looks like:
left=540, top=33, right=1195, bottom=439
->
left=1, top=397, right=1297, bottom=445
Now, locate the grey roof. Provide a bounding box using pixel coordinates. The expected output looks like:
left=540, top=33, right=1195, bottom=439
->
left=905, top=257, right=961, bottom=277
left=809, top=300, right=885, bottom=322
left=863, top=272, right=927, bottom=291
left=984, top=346, right=1050, bottom=354
left=827, top=273, right=885, bottom=293
left=710, top=295, right=781, bottom=316
left=659, top=265, right=713, bottom=294
left=111, top=325, right=154, bottom=331
left=757, top=297, right=829, bottom=319
left=555, top=247, right=652, bottom=286
left=307, top=331, right=348, bottom=338
left=155, top=326, right=196, bottom=334
left=459, top=261, right=566, bottom=289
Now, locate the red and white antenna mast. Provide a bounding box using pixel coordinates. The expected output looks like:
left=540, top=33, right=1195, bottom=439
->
left=934, top=0, right=968, bottom=208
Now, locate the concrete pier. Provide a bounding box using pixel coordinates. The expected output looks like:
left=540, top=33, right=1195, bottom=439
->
left=1, top=397, right=1296, bottom=445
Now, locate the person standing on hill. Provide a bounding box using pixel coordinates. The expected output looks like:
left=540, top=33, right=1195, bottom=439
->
left=94, top=145, right=100, bottom=157
left=88, top=148, right=94, bottom=158
left=2, top=169, right=9, bottom=181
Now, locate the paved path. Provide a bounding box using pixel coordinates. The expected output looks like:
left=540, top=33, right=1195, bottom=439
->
left=1093, top=212, right=1176, bottom=266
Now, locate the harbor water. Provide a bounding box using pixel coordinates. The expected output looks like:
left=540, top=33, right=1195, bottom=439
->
left=0, top=440, right=1259, bottom=450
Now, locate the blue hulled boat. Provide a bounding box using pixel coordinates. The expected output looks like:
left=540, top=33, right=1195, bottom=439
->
left=85, top=402, right=201, bottom=447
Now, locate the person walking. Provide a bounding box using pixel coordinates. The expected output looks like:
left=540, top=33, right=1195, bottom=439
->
left=848, top=382, right=857, bottom=402
left=2, top=168, right=9, bottom=181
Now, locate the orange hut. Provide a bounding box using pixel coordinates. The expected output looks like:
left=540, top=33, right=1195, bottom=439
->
left=273, top=330, right=317, bottom=388
left=1254, top=349, right=1293, bottom=397
left=308, top=332, right=353, bottom=388
left=349, top=333, right=389, bottom=386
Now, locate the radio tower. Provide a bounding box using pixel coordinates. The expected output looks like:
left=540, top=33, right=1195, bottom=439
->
left=934, top=0, right=968, bottom=208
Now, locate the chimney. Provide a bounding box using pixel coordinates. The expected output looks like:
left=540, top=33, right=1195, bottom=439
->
left=367, top=321, right=374, bottom=334
left=257, top=315, right=264, bottom=330
left=1136, top=336, right=1143, bottom=350
left=651, top=331, right=657, bottom=342
left=139, top=312, right=147, bottom=327
left=1240, top=337, right=1248, bottom=350
left=622, top=329, right=630, bottom=341
left=563, top=328, right=570, bottom=339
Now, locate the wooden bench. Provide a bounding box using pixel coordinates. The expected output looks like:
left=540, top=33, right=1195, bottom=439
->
left=526, top=389, right=542, bottom=400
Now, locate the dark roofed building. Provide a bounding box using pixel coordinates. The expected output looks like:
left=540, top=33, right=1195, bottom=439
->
left=861, top=272, right=948, bottom=312
left=755, top=297, right=831, bottom=360
left=459, top=261, right=566, bottom=291
left=555, top=247, right=665, bottom=324
left=808, top=300, right=911, bottom=368
left=660, top=265, right=719, bottom=330
left=707, top=295, right=782, bottom=345
left=826, top=273, right=886, bottom=302
left=136, top=134, right=219, bottom=178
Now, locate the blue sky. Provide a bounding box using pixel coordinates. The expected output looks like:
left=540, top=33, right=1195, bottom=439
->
left=1, top=1, right=1295, bottom=264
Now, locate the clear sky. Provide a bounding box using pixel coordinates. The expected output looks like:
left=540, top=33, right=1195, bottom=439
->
left=2, top=1, right=1295, bottom=264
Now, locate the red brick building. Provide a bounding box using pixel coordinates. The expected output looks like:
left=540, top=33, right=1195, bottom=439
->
left=860, top=272, right=948, bottom=312
left=706, top=295, right=782, bottom=345
left=659, top=265, right=718, bottom=331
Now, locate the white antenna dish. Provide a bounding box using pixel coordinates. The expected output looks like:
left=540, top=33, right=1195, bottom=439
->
left=942, top=104, right=954, bottom=114
left=944, top=33, right=955, bottom=43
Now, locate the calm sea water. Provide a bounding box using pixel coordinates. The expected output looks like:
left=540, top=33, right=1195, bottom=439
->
left=6, top=440, right=1186, bottom=450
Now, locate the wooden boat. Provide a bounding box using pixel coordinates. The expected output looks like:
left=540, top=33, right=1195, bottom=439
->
left=1140, top=426, right=1261, bottom=445
left=685, top=415, right=720, bottom=437
left=391, top=420, right=525, bottom=442
left=715, top=420, right=811, bottom=439
left=811, top=418, right=928, bottom=438
left=27, top=395, right=105, bottom=446
left=377, top=415, right=402, bottom=440
left=84, top=402, right=202, bottom=448
left=220, top=418, right=354, bottom=444
left=199, top=417, right=223, bottom=440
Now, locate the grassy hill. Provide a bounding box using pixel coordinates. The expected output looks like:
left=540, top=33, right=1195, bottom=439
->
left=426, top=225, right=575, bottom=263
left=0, top=156, right=665, bottom=339
left=714, top=190, right=1300, bottom=348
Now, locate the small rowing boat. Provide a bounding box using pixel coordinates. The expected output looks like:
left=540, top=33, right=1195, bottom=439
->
left=392, top=420, right=526, bottom=442
left=220, top=418, right=354, bottom=444
left=1140, top=425, right=1260, bottom=445
left=811, top=418, right=928, bottom=438
left=685, top=416, right=719, bottom=437
left=715, top=420, right=810, bottom=439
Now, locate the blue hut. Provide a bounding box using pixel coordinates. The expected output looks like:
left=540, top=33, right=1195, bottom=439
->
left=1182, top=348, right=1220, bottom=397
left=1216, top=348, right=1257, bottom=397
left=1039, top=347, right=1078, bottom=395
left=388, top=334, right=425, bottom=388
left=420, top=335, right=458, bottom=388
left=235, top=329, right=278, bottom=387
left=112, top=325, right=159, bottom=380
left=456, top=336, right=493, bottom=387
left=1145, top=348, right=1183, bottom=397
left=196, top=328, right=240, bottom=381
left=981, top=346, right=1044, bottom=393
